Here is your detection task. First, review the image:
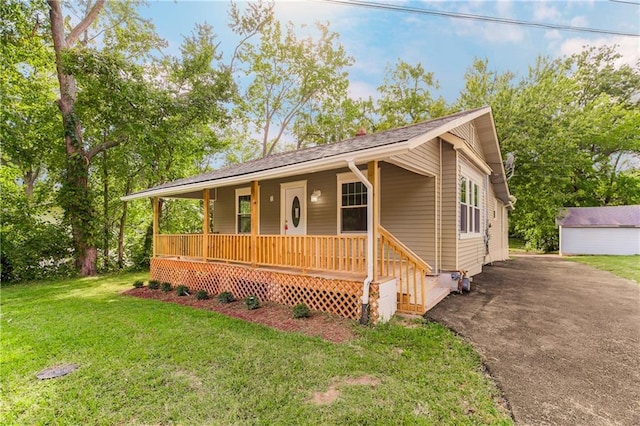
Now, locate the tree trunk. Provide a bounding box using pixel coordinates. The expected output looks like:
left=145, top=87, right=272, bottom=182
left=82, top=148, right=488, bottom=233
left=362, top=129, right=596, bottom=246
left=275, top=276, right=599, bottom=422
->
left=24, top=167, right=40, bottom=198
left=102, top=148, right=109, bottom=270
left=118, top=200, right=127, bottom=270
left=48, top=0, right=105, bottom=276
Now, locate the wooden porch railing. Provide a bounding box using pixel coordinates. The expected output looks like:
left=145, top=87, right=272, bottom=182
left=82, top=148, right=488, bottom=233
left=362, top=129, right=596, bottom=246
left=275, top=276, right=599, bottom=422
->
left=256, top=235, right=367, bottom=273
left=156, top=234, right=203, bottom=258
left=155, top=229, right=432, bottom=314
left=207, top=234, right=252, bottom=264
left=155, top=233, right=366, bottom=273
left=378, top=225, right=432, bottom=314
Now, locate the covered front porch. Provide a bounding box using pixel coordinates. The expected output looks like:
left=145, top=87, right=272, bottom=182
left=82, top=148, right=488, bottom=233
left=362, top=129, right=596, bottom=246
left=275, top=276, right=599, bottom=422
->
left=148, top=161, right=439, bottom=322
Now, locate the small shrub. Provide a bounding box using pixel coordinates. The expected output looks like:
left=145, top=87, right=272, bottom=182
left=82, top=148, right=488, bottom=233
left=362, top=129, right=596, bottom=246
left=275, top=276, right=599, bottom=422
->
left=216, top=291, right=235, bottom=304
left=161, top=282, right=172, bottom=293
left=244, top=295, right=260, bottom=310
left=133, top=280, right=144, bottom=288
left=176, top=285, right=189, bottom=296
left=194, top=290, right=209, bottom=300
left=148, top=280, right=160, bottom=290
left=292, top=303, right=311, bottom=319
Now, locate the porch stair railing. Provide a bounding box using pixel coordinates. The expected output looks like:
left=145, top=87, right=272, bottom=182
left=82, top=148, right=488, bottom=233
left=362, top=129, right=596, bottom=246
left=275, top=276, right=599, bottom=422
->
left=377, top=225, right=432, bottom=314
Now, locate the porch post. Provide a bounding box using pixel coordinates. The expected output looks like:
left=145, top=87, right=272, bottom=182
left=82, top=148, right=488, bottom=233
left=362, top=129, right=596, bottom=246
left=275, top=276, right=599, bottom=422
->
left=368, top=161, right=380, bottom=281
left=250, top=180, right=259, bottom=267
left=202, top=189, right=210, bottom=262
left=152, top=196, right=159, bottom=258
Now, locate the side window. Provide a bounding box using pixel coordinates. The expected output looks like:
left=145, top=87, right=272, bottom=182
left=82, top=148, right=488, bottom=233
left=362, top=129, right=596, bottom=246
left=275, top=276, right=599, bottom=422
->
left=460, top=176, right=480, bottom=235
left=460, top=177, right=467, bottom=232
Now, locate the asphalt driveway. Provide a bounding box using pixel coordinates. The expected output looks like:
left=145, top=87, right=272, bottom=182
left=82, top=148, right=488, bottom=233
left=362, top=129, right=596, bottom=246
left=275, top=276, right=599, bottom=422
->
left=425, top=255, right=640, bottom=426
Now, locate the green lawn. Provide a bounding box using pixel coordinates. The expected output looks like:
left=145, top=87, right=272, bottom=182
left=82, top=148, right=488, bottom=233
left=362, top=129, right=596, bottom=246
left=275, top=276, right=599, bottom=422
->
left=565, top=255, right=640, bottom=284
left=0, top=273, right=512, bottom=425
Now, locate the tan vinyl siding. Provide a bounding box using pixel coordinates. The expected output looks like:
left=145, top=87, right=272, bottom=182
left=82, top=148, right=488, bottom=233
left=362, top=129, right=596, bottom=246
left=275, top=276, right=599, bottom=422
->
left=458, top=238, right=485, bottom=275
left=380, top=162, right=435, bottom=265
left=450, top=122, right=485, bottom=159
left=486, top=185, right=508, bottom=262
left=258, top=180, right=280, bottom=234
left=304, top=169, right=343, bottom=235
left=212, top=185, right=242, bottom=234
left=458, top=156, right=487, bottom=275
left=440, top=142, right=458, bottom=270
left=213, top=168, right=352, bottom=236
left=390, top=138, right=440, bottom=176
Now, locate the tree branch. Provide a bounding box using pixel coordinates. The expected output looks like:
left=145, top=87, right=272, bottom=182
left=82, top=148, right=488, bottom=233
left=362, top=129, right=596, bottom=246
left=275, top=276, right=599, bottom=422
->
left=86, top=137, right=122, bottom=161
left=65, top=0, right=106, bottom=46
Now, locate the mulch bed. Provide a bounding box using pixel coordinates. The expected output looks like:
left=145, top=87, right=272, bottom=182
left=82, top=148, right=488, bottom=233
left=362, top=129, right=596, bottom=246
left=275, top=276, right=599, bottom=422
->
left=123, top=287, right=357, bottom=343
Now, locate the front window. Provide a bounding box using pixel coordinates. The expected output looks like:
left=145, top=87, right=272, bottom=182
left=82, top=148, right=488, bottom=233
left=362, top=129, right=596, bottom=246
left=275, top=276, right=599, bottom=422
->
left=460, top=176, right=480, bottom=234
left=236, top=188, right=251, bottom=234
left=340, top=181, right=367, bottom=233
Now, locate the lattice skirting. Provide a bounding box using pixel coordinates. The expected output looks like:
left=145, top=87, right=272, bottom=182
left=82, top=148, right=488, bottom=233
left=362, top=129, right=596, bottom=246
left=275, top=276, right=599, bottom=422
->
left=151, top=258, right=380, bottom=322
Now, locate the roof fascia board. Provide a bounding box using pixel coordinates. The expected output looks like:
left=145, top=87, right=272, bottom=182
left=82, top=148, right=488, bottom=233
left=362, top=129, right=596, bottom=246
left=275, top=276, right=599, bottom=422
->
left=440, top=132, right=493, bottom=174
left=475, top=111, right=512, bottom=200
left=406, top=107, right=491, bottom=150
left=121, top=143, right=411, bottom=201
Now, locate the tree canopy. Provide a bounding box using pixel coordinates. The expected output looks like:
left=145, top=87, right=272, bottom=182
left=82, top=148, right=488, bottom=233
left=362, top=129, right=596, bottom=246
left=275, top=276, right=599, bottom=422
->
left=2, top=0, right=638, bottom=281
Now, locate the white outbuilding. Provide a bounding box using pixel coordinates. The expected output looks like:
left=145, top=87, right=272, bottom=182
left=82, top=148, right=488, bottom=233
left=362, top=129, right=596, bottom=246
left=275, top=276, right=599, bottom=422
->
left=557, top=205, right=640, bottom=256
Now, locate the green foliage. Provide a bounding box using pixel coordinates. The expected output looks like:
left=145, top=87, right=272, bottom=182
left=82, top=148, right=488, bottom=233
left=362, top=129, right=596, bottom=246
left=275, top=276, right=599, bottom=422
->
left=176, top=285, right=189, bottom=296
left=133, top=280, right=144, bottom=288
left=566, top=255, right=640, bottom=284
left=457, top=47, right=639, bottom=251
left=0, top=168, right=75, bottom=282
left=376, top=60, right=450, bottom=130
left=234, top=18, right=353, bottom=158
left=244, top=294, right=260, bottom=310
left=292, top=303, right=311, bottom=319
left=216, top=291, right=235, bottom=304
left=194, top=290, right=209, bottom=300
left=148, top=280, right=160, bottom=290
left=161, top=282, right=172, bottom=293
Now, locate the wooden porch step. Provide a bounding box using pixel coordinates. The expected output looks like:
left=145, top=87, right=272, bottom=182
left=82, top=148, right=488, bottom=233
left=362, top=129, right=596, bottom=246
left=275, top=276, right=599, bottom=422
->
left=425, top=286, right=450, bottom=312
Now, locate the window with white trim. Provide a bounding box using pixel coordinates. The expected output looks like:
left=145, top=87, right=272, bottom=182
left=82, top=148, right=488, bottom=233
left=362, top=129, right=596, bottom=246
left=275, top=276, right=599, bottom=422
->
left=460, top=176, right=480, bottom=234
left=338, top=177, right=367, bottom=233
left=235, top=188, right=251, bottom=234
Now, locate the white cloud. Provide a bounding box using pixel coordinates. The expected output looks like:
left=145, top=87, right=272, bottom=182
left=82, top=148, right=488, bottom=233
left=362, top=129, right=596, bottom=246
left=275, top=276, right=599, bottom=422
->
left=348, top=80, right=378, bottom=100
left=545, top=29, right=562, bottom=42
left=495, top=0, right=514, bottom=17
left=558, top=36, right=640, bottom=67
left=569, top=16, right=588, bottom=28
left=273, top=0, right=347, bottom=25
left=533, top=2, right=561, bottom=21
left=449, top=0, right=525, bottom=44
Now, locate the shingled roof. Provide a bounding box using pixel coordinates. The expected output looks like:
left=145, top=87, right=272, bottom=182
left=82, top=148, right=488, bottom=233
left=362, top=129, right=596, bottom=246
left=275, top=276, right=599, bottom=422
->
left=123, top=106, right=506, bottom=201
left=557, top=205, right=640, bottom=228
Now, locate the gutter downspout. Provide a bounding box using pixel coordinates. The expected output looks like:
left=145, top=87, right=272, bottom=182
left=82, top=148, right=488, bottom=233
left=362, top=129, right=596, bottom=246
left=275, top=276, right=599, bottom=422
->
left=347, top=160, right=373, bottom=325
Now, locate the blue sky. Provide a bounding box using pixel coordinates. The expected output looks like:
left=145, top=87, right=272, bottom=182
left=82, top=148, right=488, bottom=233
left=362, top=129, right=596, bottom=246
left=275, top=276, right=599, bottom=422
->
left=139, top=0, right=640, bottom=103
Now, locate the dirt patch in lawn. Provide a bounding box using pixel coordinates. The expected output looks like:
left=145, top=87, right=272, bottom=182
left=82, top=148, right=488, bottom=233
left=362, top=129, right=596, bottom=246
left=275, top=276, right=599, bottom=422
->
left=123, top=287, right=356, bottom=343
left=309, top=375, right=381, bottom=405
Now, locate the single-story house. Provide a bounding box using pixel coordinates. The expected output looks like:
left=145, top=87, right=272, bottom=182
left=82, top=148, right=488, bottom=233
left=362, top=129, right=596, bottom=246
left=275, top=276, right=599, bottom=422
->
left=557, top=205, right=640, bottom=256
left=123, top=106, right=514, bottom=323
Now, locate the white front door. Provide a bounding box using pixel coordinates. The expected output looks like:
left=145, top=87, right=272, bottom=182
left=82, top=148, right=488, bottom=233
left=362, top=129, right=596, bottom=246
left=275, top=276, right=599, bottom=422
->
left=281, top=182, right=306, bottom=235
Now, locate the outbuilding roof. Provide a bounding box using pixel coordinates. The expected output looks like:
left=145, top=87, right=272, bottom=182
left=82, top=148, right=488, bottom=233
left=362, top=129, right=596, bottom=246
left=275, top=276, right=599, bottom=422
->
left=557, top=205, right=640, bottom=228
left=122, top=106, right=512, bottom=204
